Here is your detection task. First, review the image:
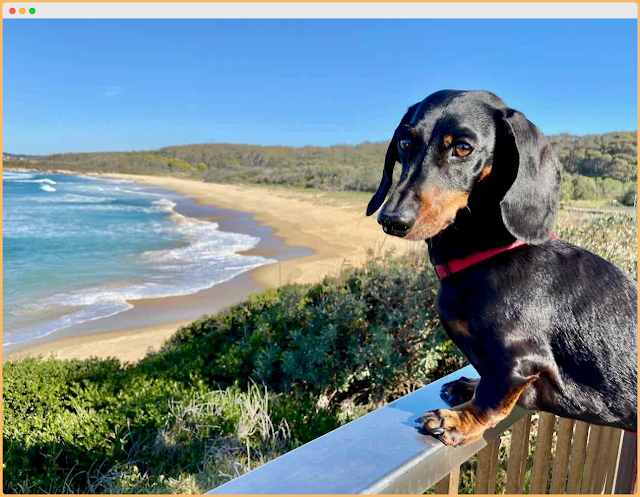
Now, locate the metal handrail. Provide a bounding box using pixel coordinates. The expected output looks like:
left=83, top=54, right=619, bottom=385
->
left=208, top=365, right=527, bottom=494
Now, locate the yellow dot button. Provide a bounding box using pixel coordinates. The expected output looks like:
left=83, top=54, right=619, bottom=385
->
left=19, top=7, right=25, bottom=13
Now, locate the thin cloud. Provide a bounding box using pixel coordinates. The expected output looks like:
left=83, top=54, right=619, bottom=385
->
left=101, top=86, right=126, bottom=98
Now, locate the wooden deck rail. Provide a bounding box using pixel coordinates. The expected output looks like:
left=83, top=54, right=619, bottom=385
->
left=434, top=414, right=636, bottom=494
left=209, top=365, right=637, bottom=494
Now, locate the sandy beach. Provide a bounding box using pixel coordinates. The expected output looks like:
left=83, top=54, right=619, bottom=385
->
left=6, top=175, right=420, bottom=363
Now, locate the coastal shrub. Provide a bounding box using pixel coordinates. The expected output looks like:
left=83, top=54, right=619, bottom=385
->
left=571, top=175, right=599, bottom=200
left=3, top=369, right=297, bottom=494
left=619, top=183, right=638, bottom=206
left=2, top=356, right=207, bottom=493
left=141, top=249, right=458, bottom=409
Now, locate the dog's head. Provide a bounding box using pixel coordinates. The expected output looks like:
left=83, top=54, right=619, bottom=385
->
left=366, top=90, right=561, bottom=244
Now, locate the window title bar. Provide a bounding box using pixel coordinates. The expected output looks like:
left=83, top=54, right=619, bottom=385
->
left=2, top=2, right=638, bottom=19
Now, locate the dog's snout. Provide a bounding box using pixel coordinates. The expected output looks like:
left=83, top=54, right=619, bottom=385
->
left=378, top=211, right=415, bottom=238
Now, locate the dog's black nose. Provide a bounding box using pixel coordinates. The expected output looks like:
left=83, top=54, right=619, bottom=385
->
left=377, top=212, right=415, bottom=237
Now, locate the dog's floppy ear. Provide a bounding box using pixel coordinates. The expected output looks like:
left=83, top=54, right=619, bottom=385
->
left=366, top=104, right=418, bottom=216
left=498, top=109, right=562, bottom=244
left=366, top=128, right=399, bottom=216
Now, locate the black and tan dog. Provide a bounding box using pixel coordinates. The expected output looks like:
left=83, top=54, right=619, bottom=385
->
left=367, top=90, right=637, bottom=446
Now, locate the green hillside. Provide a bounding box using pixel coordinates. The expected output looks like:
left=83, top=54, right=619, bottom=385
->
left=5, top=132, right=637, bottom=203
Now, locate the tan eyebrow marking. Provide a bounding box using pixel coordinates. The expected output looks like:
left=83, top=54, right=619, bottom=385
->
left=443, top=135, right=453, bottom=147
left=479, top=164, right=492, bottom=181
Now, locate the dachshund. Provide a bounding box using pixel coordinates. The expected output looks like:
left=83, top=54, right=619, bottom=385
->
left=366, top=90, right=637, bottom=446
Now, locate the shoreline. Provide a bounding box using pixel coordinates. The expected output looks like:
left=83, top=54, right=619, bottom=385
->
left=5, top=172, right=417, bottom=363
left=4, top=174, right=309, bottom=361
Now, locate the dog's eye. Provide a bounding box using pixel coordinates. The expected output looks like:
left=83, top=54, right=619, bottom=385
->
left=453, top=142, right=473, bottom=158
left=399, top=139, right=412, bottom=152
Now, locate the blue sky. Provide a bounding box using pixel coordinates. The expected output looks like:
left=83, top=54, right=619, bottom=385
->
left=3, top=19, right=637, bottom=155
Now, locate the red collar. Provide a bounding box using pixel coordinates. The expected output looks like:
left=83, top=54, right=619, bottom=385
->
left=434, top=234, right=558, bottom=280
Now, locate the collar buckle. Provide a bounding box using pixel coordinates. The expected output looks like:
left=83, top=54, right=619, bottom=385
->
left=434, top=262, right=451, bottom=280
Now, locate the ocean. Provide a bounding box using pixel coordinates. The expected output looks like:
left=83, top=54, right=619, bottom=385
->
left=3, top=171, right=276, bottom=348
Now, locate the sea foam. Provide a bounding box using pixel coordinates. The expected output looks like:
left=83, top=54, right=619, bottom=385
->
left=3, top=172, right=276, bottom=348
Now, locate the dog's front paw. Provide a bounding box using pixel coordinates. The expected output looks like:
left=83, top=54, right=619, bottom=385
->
left=416, top=406, right=486, bottom=447
left=440, top=376, right=479, bottom=405
left=416, top=409, right=467, bottom=446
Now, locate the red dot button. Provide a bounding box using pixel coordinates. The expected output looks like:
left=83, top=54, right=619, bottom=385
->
left=9, top=7, right=16, bottom=13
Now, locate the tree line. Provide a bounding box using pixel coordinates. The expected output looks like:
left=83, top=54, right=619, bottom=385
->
left=6, top=131, right=637, bottom=204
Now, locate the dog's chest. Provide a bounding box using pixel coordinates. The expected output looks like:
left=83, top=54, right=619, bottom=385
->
left=436, top=282, right=470, bottom=330
left=437, top=283, right=486, bottom=370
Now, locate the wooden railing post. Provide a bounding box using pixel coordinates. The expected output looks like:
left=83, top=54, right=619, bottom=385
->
left=530, top=412, right=556, bottom=493
left=549, top=417, right=575, bottom=493
left=581, top=424, right=605, bottom=493
left=434, top=467, right=460, bottom=495
left=566, top=421, right=590, bottom=493
left=605, top=429, right=624, bottom=494
left=475, top=437, right=500, bottom=494
left=614, top=431, right=637, bottom=494
left=439, top=414, right=634, bottom=495
left=592, top=426, right=615, bottom=493
left=505, top=414, right=532, bottom=494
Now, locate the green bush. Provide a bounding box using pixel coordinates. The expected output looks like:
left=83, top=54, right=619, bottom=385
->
left=598, top=177, right=625, bottom=198
left=572, top=175, right=598, bottom=200
left=140, top=249, right=456, bottom=407
left=560, top=172, right=575, bottom=202
left=619, top=185, right=638, bottom=207
left=2, top=357, right=310, bottom=493
left=2, top=356, right=208, bottom=493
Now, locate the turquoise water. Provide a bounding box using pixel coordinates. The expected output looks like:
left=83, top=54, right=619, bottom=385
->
left=3, top=171, right=273, bottom=347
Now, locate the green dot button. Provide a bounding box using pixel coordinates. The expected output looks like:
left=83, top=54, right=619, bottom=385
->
left=29, top=7, right=35, bottom=14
